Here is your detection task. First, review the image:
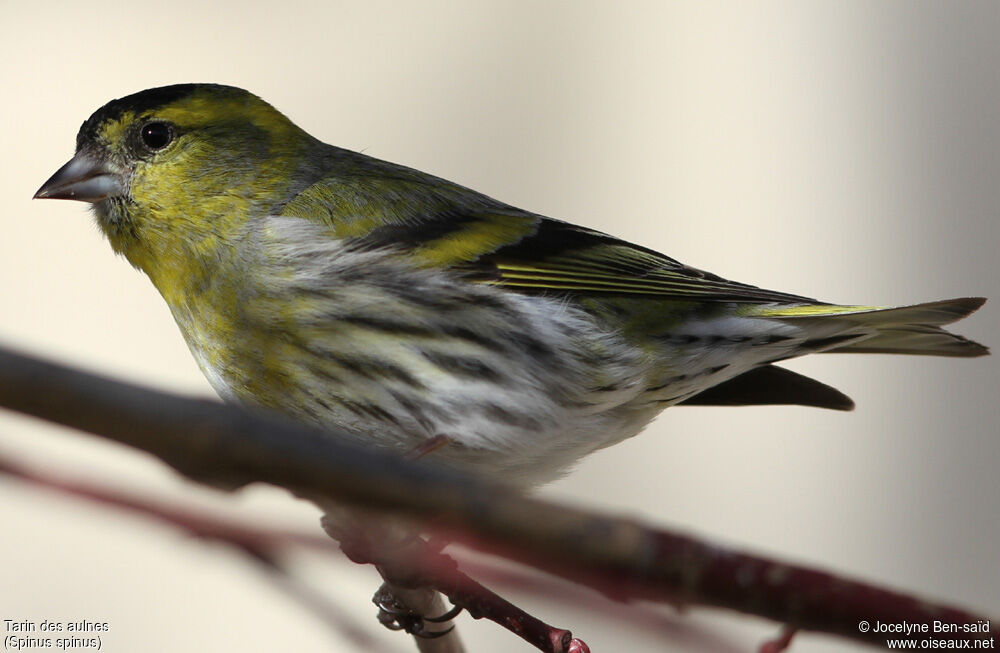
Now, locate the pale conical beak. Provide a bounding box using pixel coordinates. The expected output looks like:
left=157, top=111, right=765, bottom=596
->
left=34, top=151, right=124, bottom=203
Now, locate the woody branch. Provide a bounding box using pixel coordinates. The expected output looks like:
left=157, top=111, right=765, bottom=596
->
left=0, top=344, right=995, bottom=650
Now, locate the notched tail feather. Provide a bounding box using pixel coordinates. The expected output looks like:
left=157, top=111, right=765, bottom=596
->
left=678, top=365, right=855, bottom=411
left=750, top=297, right=989, bottom=358
left=832, top=326, right=989, bottom=357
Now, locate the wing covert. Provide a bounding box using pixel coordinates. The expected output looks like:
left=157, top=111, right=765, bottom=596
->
left=450, top=215, right=817, bottom=304
left=290, top=170, right=817, bottom=305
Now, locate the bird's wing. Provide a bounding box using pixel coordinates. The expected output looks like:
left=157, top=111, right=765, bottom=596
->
left=348, top=207, right=817, bottom=304
left=282, top=164, right=813, bottom=304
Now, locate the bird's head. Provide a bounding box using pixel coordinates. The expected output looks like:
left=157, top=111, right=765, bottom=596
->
left=35, top=83, right=318, bottom=272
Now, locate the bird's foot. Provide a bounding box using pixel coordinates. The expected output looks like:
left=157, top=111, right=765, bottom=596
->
left=373, top=583, right=462, bottom=638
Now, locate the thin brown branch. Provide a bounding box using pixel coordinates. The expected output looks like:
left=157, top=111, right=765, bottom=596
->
left=0, top=344, right=996, bottom=649
left=0, top=452, right=318, bottom=549
left=0, top=452, right=584, bottom=652
left=0, top=450, right=395, bottom=652
left=0, top=453, right=734, bottom=652
left=328, top=518, right=582, bottom=652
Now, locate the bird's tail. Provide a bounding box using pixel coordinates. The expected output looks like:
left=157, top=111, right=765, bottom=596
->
left=748, top=297, right=989, bottom=357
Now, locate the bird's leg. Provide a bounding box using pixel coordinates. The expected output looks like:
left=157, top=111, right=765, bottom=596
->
left=369, top=530, right=465, bottom=640
left=322, top=434, right=465, bottom=647
left=321, top=513, right=464, bottom=646
left=423, top=603, right=465, bottom=623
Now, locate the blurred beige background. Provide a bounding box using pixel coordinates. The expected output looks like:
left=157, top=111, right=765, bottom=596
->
left=1, top=2, right=997, bottom=652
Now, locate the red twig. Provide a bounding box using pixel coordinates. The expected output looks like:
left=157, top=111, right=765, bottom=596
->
left=759, top=627, right=797, bottom=653
left=0, top=450, right=587, bottom=653
left=452, top=557, right=745, bottom=653
left=0, top=452, right=400, bottom=652
left=0, top=453, right=318, bottom=551
left=3, top=445, right=748, bottom=650
left=0, top=347, right=996, bottom=650
left=443, top=523, right=998, bottom=649
left=333, top=521, right=587, bottom=653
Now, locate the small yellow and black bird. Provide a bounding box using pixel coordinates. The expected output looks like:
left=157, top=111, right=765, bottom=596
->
left=35, top=84, right=988, bottom=486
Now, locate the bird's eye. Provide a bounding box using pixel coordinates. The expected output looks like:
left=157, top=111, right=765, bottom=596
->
left=139, top=121, right=174, bottom=151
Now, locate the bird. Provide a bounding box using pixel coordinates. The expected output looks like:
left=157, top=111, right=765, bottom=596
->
left=34, top=83, right=988, bottom=487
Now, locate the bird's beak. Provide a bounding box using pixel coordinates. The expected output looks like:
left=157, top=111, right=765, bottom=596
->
left=34, top=151, right=124, bottom=203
